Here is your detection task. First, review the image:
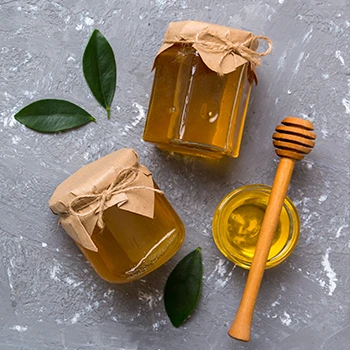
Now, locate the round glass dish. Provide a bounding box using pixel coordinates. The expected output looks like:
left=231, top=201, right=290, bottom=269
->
left=212, top=184, right=300, bottom=269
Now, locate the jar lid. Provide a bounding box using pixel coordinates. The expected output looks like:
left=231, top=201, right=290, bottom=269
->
left=49, top=149, right=157, bottom=251
left=154, top=21, right=272, bottom=83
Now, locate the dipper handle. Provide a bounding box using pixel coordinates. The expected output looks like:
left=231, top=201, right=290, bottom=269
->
left=228, top=117, right=316, bottom=342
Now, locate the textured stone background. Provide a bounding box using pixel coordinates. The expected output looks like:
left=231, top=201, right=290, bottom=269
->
left=0, top=0, right=349, bottom=349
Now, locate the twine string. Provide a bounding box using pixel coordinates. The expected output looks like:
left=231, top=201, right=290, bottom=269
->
left=68, top=166, right=163, bottom=229
left=164, top=31, right=272, bottom=72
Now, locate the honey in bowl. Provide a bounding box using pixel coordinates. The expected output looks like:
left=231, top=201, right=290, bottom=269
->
left=212, top=184, right=300, bottom=269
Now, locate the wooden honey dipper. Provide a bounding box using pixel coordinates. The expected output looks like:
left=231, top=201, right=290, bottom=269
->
left=228, top=116, right=316, bottom=342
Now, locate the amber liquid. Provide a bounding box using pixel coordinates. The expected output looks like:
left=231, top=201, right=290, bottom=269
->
left=216, top=194, right=293, bottom=269
left=143, top=45, right=252, bottom=158
left=78, top=192, right=185, bottom=283
left=226, top=202, right=288, bottom=263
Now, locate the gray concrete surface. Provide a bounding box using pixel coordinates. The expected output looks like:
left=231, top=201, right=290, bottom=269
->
left=0, top=0, right=349, bottom=349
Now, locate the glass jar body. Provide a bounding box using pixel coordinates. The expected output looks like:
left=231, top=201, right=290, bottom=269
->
left=143, top=45, right=252, bottom=158
left=78, top=187, right=185, bottom=283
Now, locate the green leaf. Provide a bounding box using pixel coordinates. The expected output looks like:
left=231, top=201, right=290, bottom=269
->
left=83, top=29, right=116, bottom=119
left=14, top=99, right=95, bottom=133
left=164, top=247, right=203, bottom=328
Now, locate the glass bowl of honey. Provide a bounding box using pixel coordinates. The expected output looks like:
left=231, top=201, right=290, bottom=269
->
left=212, top=184, right=300, bottom=269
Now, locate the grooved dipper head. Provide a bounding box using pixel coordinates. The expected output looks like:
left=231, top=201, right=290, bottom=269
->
left=273, top=117, right=316, bottom=160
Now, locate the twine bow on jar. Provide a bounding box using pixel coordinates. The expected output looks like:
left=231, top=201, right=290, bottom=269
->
left=156, top=21, right=273, bottom=82
left=49, top=148, right=159, bottom=252
left=215, top=34, right=273, bottom=68
left=68, top=166, right=163, bottom=230
left=165, top=32, right=272, bottom=76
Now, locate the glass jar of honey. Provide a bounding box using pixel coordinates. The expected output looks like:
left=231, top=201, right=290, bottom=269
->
left=49, top=149, right=185, bottom=283
left=143, top=21, right=272, bottom=158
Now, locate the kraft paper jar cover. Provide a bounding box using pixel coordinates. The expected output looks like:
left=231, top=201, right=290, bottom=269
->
left=154, top=20, right=272, bottom=83
left=49, top=149, right=158, bottom=252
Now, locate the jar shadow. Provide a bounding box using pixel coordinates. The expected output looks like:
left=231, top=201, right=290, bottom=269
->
left=151, top=146, right=247, bottom=185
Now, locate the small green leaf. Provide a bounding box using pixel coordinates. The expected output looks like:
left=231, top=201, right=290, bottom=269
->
left=164, top=247, right=203, bottom=327
left=14, top=99, right=95, bottom=133
left=83, top=29, right=116, bottom=119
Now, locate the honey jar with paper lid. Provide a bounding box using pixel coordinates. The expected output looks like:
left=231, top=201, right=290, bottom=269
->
left=49, top=148, right=185, bottom=283
left=143, top=21, right=272, bottom=158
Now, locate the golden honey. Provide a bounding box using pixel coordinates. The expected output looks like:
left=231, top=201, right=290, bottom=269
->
left=212, top=184, right=300, bottom=269
left=78, top=189, right=185, bottom=283
left=143, top=44, right=252, bottom=158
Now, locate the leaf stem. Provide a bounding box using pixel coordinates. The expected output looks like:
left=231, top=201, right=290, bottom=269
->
left=107, top=107, right=111, bottom=119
